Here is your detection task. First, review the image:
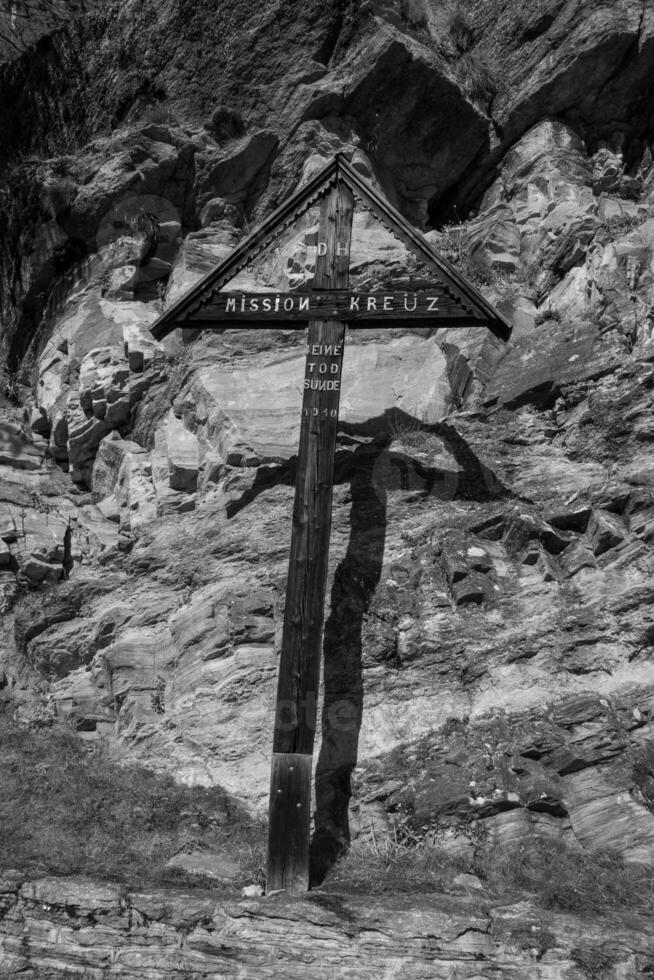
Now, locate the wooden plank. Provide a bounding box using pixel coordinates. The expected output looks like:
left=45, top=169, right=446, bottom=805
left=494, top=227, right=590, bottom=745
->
left=188, top=289, right=469, bottom=322
left=266, top=316, right=346, bottom=891
left=180, top=316, right=496, bottom=332
left=266, top=753, right=313, bottom=893
left=316, top=182, right=353, bottom=289
left=266, top=179, right=354, bottom=894
left=272, top=316, right=346, bottom=760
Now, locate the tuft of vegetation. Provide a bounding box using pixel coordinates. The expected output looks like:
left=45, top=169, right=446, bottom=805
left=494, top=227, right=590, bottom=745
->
left=325, top=822, right=654, bottom=913
left=600, top=211, right=647, bottom=238
left=457, top=51, right=496, bottom=104
left=632, top=741, right=654, bottom=811
left=435, top=224, right=520, bottom=293
left=135, top=103, right=181, bottom=128
left=476, top=838, right=653, bottom=913
left=203, top=105, right=245, bottom=141
left=448, top=6, right=476, bottom=53
left=0, top=709, right=265, bottom=891
left=388, top=417, right=440, bottom=451
left=535, top=304, right=562, bottom=325
left=443, top=5, right=496, bottom=105
left=571, top=946, right=619, bottom=980
left=0, top=363, right=19, bottom=400
left=399, top=0, right=428, bottom=31
left=325, top=825, right=468, bottom=894
left=509, top=924, right=557, bottom=957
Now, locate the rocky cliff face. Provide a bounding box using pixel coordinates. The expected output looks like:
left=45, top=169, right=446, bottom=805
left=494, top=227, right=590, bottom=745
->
left=2, top=873, right=653, bottom=979
left=2, top=0, right=654, bottom=976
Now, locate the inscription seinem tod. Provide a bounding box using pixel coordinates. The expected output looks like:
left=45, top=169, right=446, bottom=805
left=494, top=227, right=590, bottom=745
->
left=303, top=342, right=343, bottom=398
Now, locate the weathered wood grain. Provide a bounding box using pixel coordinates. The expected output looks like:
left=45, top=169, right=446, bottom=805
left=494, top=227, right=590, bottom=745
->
left=189, top=288, right=469, bottom=322
left=266, top=180, right=353, bottom=894
left=266, top=754, right=313, bottom=894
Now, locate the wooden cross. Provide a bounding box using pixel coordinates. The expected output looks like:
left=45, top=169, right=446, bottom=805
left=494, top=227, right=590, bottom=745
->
left=266, top=180, right=353, bottom=894
left=150, top=155, right=510, bottom=895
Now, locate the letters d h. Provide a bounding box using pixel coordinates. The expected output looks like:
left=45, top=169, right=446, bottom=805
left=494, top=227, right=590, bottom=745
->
left=316, top=242, right=348, bottom=257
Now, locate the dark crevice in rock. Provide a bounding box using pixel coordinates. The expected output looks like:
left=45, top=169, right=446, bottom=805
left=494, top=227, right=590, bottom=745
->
left=0, top=28, right=91, bottom=170
left=111, top=81, right=168, bottom=130
left=7, top=235, right=90, bottom=376
left=313, top=0, right=351, bottom=68
left=591, top=33, right=648, bottom=136
left=526, top=797, right=568, bottom=818
left=428, top=139, right=505, bottom=226
left=520, top=12, right=559, bottom=44
left=14, top=596, right=81, bottom=656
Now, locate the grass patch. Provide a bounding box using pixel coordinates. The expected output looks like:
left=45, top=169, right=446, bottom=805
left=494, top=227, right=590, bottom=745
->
left=571, top=946, right=619, bottom=979
left=534, top=304, right=562, bottom=325
left=632, top=741, right=654, bottom=810
left=477, top=838, right=654, bottom=913
left=509, top=924, right=557, bottom=957
left=388, top=419, right=439, bottom=452
left=601, top=212, right=646, bottom=237
left=0, top=708, right=265, bottom=891
left=324, top=827, right=468, bottom=894
left=324, top=825, right=654, bottom=912
left=457, top=51, right=496, bottom=104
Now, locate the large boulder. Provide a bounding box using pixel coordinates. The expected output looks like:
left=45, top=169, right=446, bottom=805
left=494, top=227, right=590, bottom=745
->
left=194, top=130, right=279, bottom=214
left=172, top=331, right=452, bottom=467
left=439, top=0, right=654, bottom=215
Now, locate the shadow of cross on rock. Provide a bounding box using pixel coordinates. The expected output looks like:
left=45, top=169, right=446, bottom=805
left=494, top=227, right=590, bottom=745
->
left=227, top=407, right=510, bottom=886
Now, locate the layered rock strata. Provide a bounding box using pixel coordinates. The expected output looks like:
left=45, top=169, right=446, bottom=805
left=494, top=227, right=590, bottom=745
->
left=1, top=874, right=653, bottom=979
left=1, top=16, right=654, bottom=973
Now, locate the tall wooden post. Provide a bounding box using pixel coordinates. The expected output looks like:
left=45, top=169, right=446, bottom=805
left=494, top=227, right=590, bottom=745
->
left=266, top=180, right=354, bottom=892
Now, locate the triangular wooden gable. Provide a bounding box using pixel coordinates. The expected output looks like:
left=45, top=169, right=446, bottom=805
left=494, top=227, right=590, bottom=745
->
left=150, top=154, right=511, bottom=342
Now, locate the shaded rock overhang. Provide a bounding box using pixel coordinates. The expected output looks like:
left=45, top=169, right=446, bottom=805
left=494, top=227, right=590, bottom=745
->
left=150, top=154, right=512, bottom=344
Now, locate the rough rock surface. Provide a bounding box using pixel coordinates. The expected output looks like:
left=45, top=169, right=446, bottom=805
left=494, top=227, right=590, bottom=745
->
left=3, top=1, right=654, bottom=974
left=1, top=875, right=653, bottom=979
left=2, top=110, right=654, bottom=876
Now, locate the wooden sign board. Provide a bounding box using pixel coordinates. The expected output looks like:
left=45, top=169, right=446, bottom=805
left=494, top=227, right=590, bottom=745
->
left=150, top=155, right=511, bottom=896
left=152, top=156, right=510, bottom=342
left=186, top=288, right=474, bottom=323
